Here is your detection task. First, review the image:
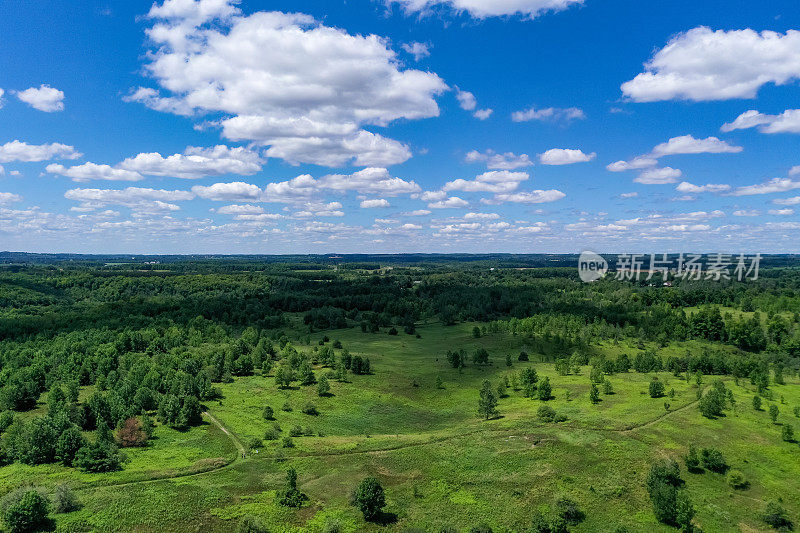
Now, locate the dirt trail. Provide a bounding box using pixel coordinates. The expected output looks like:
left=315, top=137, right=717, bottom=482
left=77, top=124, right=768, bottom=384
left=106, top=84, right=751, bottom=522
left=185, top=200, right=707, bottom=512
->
left=204, top=410, right=247, bottom=455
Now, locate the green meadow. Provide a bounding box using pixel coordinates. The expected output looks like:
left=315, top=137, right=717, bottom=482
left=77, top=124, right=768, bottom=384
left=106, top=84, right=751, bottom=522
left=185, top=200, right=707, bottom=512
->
left=4, top=321, right=798, bottom=532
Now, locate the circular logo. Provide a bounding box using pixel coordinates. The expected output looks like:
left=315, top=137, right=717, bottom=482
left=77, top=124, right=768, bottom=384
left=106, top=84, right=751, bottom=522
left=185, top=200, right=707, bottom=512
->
left=578, top=251, right=608, bottom=282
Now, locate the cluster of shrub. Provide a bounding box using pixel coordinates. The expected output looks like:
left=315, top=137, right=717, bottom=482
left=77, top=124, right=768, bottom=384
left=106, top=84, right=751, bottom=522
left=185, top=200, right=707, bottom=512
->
left=1, top=484, right=82, bottom=533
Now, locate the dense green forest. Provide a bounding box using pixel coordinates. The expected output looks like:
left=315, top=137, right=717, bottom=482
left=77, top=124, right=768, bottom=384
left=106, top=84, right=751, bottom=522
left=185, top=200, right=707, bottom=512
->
left=0, top=255, right=799, bottom=532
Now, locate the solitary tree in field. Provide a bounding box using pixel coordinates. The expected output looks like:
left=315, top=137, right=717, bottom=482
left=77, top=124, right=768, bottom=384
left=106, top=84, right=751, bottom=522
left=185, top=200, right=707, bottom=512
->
left=782, top=424, right=794, bottom=442
left=353, top=477, right=386, bottom=522
left=317, top=375, right=331, bottom=397
left=649, top=378, right=666, bottom=398
left=537, top=377, right=552, bottom=401
left=478, top=380, right=499, bottom=420
left=769, top=404, right=779, bottom=423
left=590, top=383, right=600, bottom=404
left=753, top=395, right=762, bottom=411
left=277, top=468, right=307, bottom=508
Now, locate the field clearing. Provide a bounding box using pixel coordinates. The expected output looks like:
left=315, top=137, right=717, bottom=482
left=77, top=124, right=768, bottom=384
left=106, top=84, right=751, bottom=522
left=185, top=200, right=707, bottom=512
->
left=2, top=321, right=795, bottom=532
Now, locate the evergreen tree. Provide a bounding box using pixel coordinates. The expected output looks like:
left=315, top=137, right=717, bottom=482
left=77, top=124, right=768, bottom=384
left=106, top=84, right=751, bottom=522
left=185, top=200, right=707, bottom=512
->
left=590, top=383, right=600, bottom=404
left=537, top=377, right=552, bottom=401
left=477, top=380, right=499, bottom=420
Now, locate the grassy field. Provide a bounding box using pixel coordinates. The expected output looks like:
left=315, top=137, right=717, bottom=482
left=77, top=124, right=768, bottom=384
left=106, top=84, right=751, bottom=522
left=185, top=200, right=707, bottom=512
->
left=4, top=322, right=799, bottom=532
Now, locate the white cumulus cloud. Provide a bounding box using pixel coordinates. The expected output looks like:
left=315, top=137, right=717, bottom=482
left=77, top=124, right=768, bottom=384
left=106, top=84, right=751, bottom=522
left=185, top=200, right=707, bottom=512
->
left=129, top=3, right=447, bottom=167
left=0, top=192, right=22, bottom=204
left=634, top=167, right=682, bottom=185
left=47, top=163, right=144, bottom=182
left=360, top=199, right=391, bottom=208
left=675, top=181, right=731, bottom=194
left=118, top=145, right=262, bottom=179
left=0, top=140, right=81, bottom=163
left=731, top=177, right=800, bottom=196
left=428, top=196, right=469, bottom=209
left=651, top=135, right=742, bottom=157
left=402, top=42, right=431, bottom=61
left=721, top=109, right=800, bottom=134
left=511, top=106, right=585, bottom=123
left=622, top=27, right=800, bottom=102
left=538, top=148, right=595, bottom=165
left=14, top=84, right=65, bottom=112
left=465, top=150, right=532, bottom=170
left=444, top=170, right=529, bottom=193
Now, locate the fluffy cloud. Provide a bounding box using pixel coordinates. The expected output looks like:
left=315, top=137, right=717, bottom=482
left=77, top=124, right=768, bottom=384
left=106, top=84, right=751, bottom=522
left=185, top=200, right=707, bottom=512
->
left=14, top=84, right=65, bottom=112
left=0, top=140, right=81, bottom=163
left=48, top=145, right=262, bottom=182
left=490, top=190, right=566, bottom=204
left=191, top=167, right=419, bottom=205
left=651, top=135, right=742, bottom=157
left=320, top=167, right=421, bottom=196
left=773, top=196, right=800, bottom=206
left=455, top=88, right=492, bottom=119
left=622, top=27, right=800, bottom=102
left=721, top=109, right=800, bottom=134
left=216, top=204, right=264, bottom=215
left=511, top=106, right=585, bottom=123
left=675, top=181, right=731, bottom=194
left=635, top=167, right=682, bottom=185
left=465, top=150, right=532, bottom=170
left=455, top=88, right=476, bottom=111
left=402, top=42, right=430, bottom=61
left=444, top=170, right=529, bottom=193
left=606, top=157, right=657, bottom=172
left=608, top=135, right=741, bottom=183
left=464, top=212, right=500, bottom=220
left=294, top=201, right=344, bottom=218
left=360, top=199, right=391, bottom=208
left=130, top=3, right=447, bottom=167
left=769, top=208, right=794, bottom=216
left=0, top=89, right=4, bottom=108
left=428, top=196, right=469, bottom=209
left=0, top=192, right=22, bottom=204
left=118, top=146, right=262, bottom=179
left=388, top=0, right=585, bottom=19
left=47, top=163, right=144, bottom=182
left=192, top=182, right=263, bottom=202
left=538, top=148, right=595, bottom=165
left=730, top=177, right=800, bottom=196
left=64, top=187, right=194, bottom=212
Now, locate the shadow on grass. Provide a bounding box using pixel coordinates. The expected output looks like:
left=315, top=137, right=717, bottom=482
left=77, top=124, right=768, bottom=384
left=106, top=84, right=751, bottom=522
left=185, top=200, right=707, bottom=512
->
left=369, top=511, right=398, bottom=526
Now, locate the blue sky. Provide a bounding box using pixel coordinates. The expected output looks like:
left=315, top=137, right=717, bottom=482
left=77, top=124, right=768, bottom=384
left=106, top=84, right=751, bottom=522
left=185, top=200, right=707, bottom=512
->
left=1, top=0, right=800, bottom=254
